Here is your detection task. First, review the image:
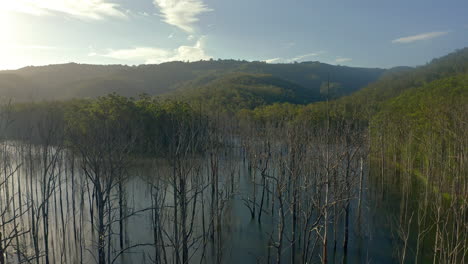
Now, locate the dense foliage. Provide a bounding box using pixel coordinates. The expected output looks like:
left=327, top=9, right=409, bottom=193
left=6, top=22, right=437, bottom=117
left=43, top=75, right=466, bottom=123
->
left=0, top=60, right=384, bottom=102
left=0, top=47, right=466, bottom=264
left=5, top=94, right=208, bottom=156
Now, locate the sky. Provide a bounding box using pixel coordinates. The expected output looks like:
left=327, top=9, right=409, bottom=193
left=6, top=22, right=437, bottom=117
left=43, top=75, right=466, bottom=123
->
left=0, top=0, right=467, bottom=70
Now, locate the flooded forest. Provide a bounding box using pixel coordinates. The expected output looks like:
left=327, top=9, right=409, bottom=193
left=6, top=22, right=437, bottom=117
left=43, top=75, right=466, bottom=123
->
left=0, top=44, right=468, bottom=264
left=0, top=0, right=467, bottom=262
left=0, top=80, right=466, bottom=264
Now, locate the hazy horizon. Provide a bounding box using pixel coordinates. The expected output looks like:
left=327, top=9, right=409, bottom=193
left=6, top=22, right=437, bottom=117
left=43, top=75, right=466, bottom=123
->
left=0, top=57, right=413, bottom=71
left=1, top=0, right=467, bottom=70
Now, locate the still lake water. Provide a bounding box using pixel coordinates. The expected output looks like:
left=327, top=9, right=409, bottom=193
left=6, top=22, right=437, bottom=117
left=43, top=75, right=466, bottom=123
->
left=1, top=142, right=416, bottom=264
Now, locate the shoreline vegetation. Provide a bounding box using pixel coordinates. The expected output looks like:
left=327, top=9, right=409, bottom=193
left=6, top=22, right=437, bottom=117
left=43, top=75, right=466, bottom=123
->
left=0, top=48, right=465, bottom=263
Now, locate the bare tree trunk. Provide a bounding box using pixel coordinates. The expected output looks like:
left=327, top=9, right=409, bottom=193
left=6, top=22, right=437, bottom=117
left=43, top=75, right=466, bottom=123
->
left=0, top=232, right=4, bottom=264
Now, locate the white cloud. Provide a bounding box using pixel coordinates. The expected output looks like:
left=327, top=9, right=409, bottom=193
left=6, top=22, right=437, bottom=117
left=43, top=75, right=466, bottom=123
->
left=93, top=37, right=211, bottom=64
left=94, top=47, right=170, bottom=61
left=335, top=57, right=352, bottom=63
left=168, top=33, right=175, bottom=39
left=0, top=0, right=127, bottom=20
left=289, top=53, right=320, bottom=62
left=265, top=58, right=282, bottom=64
left=187, top=35, right=195, bottom=41
left=153, top=0, right=212, bottom=33
left=265, top=52, right=324, bottom=64
left=392, top=31, right=449, bottom=44
left=162, top=37, right=210, bottom=62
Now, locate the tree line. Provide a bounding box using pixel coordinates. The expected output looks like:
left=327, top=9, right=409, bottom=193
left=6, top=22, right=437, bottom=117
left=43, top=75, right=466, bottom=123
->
left=0, top=48, right=465, bottom=263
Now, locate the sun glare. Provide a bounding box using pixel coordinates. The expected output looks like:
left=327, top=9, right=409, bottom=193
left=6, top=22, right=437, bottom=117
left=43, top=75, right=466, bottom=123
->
left=0, top=11, right=21, bottom=69
left=0, top=1, right=43, bottom=16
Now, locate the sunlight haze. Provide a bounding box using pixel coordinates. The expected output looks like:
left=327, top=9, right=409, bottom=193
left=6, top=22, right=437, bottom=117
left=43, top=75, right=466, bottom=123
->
left=0, top=0, right=467, bottom=70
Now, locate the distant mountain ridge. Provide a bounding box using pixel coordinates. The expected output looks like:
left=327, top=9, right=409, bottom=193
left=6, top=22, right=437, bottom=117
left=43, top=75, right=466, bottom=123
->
left=0, top=60, right=385, bottom=102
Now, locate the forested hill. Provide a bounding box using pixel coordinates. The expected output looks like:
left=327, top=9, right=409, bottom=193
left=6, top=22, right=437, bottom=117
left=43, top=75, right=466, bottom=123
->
left=240, top=48, right=468, bottom=128
left=171, top=73, right=325, bottom=112
left=337, top=47, right=468, bottom=117
left=272, top=47, right=468, bottom=122
left=0, top=60, right=384, bottom=102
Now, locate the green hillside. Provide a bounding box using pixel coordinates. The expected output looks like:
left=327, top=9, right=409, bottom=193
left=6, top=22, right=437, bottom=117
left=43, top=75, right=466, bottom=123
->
left=0, top=60, right=384, bottom=102
left=340, top=47, right=468, bottom=117
left=263, top=47, right=468, bottom=122
left=173, top=73, right=320, bottom=112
